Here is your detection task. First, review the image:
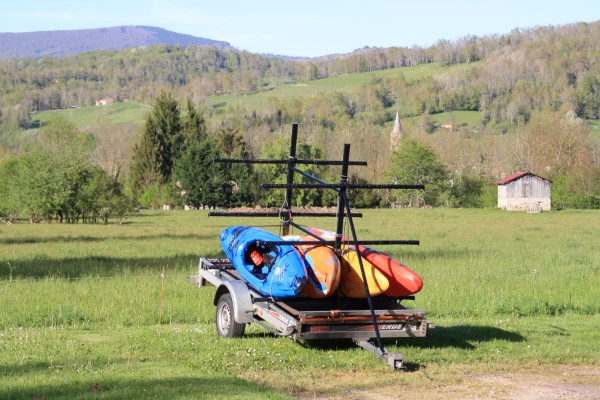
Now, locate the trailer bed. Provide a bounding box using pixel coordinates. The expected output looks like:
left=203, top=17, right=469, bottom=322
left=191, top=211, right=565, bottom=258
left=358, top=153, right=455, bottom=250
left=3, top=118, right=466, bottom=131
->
left=188, top=257, right=430, bottom=341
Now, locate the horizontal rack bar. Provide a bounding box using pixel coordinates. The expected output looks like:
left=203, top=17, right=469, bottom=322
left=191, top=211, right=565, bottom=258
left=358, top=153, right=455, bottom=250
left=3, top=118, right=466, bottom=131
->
left=261, top=183, right=425, bottom=190
left=256, top=240, right=420, bottom=246
left=208, top=211, right=362, bottom=218
left=213, top=158, right=367, bottom=166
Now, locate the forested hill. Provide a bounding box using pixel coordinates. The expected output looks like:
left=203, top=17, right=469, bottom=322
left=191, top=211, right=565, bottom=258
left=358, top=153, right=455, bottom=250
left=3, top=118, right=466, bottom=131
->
left=1, top=21, right=599, bottom=213
left=0, top=25, right=230, bottom=59
left=1, top=21, right=597, bottom=128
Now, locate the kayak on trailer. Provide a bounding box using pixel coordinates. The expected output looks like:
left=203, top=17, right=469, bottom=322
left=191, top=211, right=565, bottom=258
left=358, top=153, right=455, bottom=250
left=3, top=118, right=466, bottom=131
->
left=282, top=235, right=341, bottom=298
left=337, top=247, right=390, bottom=298
left=306, top=227, right=423, bottom=297
left=220, top=226, right=307, bottom=298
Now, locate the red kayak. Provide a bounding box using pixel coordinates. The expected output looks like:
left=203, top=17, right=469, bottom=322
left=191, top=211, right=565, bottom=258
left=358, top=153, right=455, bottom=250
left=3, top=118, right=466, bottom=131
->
left=306, top=227, right=423, bottom=297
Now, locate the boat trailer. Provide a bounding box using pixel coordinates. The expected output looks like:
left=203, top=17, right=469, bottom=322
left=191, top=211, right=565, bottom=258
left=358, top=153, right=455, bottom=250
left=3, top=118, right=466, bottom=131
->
left=188, top=124, right=433, bottom=370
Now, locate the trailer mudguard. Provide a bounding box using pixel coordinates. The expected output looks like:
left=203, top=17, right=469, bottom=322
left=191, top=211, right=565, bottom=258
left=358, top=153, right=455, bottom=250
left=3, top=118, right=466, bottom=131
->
left=213, top=280, right=253, bottom=324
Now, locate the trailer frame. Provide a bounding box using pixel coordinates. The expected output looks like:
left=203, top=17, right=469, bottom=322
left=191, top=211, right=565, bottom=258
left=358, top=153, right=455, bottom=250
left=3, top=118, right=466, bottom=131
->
left=188, top=123, right=433, bottom=369
left=189, top=258, right=431, bottom=370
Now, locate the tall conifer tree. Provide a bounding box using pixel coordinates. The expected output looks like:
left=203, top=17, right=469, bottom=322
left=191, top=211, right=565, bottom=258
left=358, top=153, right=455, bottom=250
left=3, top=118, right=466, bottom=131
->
left=129, top=91, right=183, bottom=197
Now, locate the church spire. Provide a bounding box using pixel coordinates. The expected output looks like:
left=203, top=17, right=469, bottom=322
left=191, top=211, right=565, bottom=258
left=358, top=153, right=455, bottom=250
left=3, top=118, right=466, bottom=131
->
left=390, top=111, right=403, bottom=151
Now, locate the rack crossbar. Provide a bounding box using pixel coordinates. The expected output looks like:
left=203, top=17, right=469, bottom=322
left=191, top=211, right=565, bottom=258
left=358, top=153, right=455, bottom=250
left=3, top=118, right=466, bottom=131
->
left=256, top=240, right=419, bottom=247
left=208, top=211, right=363, bottom=218
left=213, top=158, right=367, bottom=166
left=261, top=183, right=425, bottom=190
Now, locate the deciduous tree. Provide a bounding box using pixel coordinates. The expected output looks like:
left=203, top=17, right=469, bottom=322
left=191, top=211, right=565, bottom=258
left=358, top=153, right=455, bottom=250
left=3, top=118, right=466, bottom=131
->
left=385, top=138, right=451, bottom=207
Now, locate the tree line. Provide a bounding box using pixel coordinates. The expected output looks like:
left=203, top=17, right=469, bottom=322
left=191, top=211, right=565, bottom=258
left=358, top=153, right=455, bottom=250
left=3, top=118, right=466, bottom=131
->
left=1, top=21, right=599, bottom=220
left=1, top=22, right=597, bottom=136
left=1, top=87, right=598, bottom=224
left=0, top=115, right=131, bottom=223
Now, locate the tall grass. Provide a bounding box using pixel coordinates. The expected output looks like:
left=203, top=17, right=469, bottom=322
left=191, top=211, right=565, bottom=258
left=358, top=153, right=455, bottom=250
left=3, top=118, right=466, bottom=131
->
left=354, top=208, right=600, bottom=318
left=1, top=209, right=598, bottom=399
left=2, top=209, right=598, bottom=328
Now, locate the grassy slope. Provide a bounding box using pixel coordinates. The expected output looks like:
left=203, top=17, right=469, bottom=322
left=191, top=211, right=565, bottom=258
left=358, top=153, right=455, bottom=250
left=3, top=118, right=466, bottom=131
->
left=1, top=209, right=598, bottom=399
left=212, top=63, right=461, bottom=110
left=31, top=101, right=149, bottom=131
left=29, top=62, right=599, bottom=138
left=30, top=63, right=487, bottom=134
left=588, top=119, right=600, bottom=138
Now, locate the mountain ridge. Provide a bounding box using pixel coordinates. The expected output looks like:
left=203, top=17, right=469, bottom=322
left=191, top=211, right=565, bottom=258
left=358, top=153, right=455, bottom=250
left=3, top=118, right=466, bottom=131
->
left=0, top=25, right=230, bottom=59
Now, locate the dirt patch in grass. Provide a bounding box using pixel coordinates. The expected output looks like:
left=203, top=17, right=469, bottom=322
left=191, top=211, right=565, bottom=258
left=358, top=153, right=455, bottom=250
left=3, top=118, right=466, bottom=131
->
left=291, top=364, right=600, bottom=400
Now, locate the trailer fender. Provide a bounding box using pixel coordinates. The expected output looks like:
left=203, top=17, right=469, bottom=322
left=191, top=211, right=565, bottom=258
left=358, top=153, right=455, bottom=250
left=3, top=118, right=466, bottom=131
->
left=213, top=281, right=253, bottom=324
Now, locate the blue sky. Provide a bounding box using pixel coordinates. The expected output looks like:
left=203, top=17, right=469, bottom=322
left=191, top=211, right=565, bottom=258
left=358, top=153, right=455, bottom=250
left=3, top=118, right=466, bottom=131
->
left=2, top=1, right=598, bottom=57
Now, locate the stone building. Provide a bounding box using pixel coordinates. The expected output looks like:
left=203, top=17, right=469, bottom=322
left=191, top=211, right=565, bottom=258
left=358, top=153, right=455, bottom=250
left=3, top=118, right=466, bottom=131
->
left=497, top=172, right=552, bottom=212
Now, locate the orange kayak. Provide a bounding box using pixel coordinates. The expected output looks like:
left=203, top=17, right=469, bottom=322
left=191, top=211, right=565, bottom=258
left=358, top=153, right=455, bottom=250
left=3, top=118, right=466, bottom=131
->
left=282, top=235, right=341, bottom=298
left=306, top=227, right=423, bottom=297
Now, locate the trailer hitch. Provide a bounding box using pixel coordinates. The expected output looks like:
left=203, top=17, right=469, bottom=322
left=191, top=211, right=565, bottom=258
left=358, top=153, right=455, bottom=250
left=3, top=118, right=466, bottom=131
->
left=353, top=339, right=407, bottom=371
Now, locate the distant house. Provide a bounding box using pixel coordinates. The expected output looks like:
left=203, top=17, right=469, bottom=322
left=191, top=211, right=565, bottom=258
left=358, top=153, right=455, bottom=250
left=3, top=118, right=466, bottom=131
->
left=95, top=98, right=113, bottom=106
left=497, top=172, right=552, bottom=212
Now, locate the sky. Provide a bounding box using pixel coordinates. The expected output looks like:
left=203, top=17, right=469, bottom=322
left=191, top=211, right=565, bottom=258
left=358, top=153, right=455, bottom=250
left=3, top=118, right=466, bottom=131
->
left=1, top=1, right=598, bottom=57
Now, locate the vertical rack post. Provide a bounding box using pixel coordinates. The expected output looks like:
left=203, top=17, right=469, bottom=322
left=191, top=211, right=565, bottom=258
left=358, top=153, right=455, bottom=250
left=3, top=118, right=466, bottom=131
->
left=334, top=144, right=351, bottom=251
left=335, top=143, right=385, bottom=354
left=282, top=123, right=298, bottom=236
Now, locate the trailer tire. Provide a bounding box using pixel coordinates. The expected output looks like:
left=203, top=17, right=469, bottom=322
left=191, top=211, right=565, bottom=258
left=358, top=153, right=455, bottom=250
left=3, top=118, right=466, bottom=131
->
left=216, top=293, right=246, bottom=338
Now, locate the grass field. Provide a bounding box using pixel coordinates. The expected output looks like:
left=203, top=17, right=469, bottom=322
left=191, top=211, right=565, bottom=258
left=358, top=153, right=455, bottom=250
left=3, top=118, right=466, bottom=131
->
left=31, top=102, right=150, bottom=131
left=28, top=62, right=598, bottom=141
left=30, top=63, right=472, bottom=132
left=211, top=63, right=469, bottom=112
left=1, top=208, right=599, bottom=399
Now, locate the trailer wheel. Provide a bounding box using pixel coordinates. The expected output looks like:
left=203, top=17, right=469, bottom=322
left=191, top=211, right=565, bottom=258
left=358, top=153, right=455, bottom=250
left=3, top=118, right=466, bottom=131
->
left=216, top=293, right=246, bottom=338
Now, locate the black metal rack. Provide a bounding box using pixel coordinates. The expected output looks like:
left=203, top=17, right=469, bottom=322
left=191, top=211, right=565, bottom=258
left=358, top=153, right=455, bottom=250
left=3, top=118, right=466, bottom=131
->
left=210, top=123, right=424, bottom=357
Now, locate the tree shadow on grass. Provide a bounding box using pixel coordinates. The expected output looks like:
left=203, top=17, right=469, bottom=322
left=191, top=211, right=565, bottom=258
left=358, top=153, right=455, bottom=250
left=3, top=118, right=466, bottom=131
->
left=0, top=375, right=288, bottom=400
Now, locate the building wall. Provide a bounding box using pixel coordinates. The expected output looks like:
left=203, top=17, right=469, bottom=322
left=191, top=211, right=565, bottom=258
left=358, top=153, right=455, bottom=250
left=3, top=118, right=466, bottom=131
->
left=498, top=175, right=551, bottom=211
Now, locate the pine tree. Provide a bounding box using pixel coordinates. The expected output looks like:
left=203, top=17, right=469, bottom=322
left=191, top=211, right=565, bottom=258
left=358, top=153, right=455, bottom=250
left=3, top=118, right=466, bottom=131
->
left=182, top=97, right=206, bottom=147
left=175, top=138, right=230, bottom=208
left=129, top=91, right=183, bottom=198
left=217, top=127, right=257, bottom=207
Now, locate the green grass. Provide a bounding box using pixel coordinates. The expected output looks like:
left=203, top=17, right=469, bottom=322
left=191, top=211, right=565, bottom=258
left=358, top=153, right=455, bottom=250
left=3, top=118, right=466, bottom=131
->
left=1, top=209, right=599, bottom=398
left=209, top=63, right=474, bottom=112
left=588, top=119, right=600, bottom=138
left=31, top=101, right=149, bottom=131
left=24, top=64, right=597, bottom=145
left=26, top=63, right=484, bottom=139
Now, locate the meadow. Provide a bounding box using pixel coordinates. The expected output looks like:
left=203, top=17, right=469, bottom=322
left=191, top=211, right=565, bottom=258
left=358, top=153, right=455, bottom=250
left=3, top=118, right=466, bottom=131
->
left=1, top=208, right=599, bottom=399
left=30, top=63, right=485, bottom=135
left=28, top=61, right=600, bottom=141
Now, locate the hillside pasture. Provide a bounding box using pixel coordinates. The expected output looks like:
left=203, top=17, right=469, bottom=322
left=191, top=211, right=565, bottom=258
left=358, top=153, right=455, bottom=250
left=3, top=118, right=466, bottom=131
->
left=29, top=63, right=463, bottom=132
left=27, top=61, right=597, bottom=145
left=1, top=208, right=598, bottom=399
left=31, top=102, right=149, bottom=131
left=210, top=63, right=475, bottom=113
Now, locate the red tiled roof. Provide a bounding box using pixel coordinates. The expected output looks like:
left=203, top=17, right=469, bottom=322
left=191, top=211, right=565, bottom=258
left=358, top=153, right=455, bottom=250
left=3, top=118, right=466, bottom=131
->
left=496, top=171, right=551, bottom=185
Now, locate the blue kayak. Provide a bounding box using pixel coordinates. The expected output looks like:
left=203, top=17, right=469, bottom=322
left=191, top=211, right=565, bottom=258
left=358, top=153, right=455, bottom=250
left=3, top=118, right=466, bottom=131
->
left=220, top=226, right=307, bottom=298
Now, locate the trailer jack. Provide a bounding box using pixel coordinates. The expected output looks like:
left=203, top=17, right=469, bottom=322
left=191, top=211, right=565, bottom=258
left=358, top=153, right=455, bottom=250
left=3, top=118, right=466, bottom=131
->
left=353, top=339, right=407, bottom=371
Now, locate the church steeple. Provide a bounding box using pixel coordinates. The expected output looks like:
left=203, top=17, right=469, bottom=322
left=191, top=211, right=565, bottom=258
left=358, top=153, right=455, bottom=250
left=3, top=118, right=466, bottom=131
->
left=390, top=111, right=403, bottom=151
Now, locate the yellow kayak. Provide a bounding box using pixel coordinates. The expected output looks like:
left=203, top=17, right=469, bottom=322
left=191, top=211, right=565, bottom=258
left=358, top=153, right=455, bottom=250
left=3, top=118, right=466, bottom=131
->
left=338, top=248, right=389, bottom=298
